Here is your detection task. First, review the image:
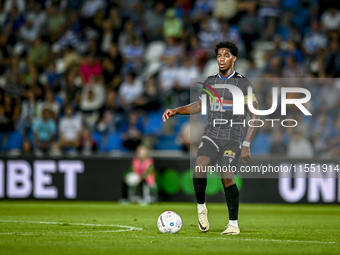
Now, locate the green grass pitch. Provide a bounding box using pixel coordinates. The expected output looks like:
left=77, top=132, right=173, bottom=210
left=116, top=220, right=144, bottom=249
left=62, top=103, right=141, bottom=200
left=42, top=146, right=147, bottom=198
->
left=0, top=201, right=339, bottom=255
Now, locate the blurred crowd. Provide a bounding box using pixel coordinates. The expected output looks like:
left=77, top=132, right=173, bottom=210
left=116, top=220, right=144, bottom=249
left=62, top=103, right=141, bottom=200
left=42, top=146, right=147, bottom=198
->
left=0, top=0, right=339, bottom=158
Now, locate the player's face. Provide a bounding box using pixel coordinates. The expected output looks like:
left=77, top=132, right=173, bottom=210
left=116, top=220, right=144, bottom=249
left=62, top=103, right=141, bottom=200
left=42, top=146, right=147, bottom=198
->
left=217, top=48, right=236, bottom=72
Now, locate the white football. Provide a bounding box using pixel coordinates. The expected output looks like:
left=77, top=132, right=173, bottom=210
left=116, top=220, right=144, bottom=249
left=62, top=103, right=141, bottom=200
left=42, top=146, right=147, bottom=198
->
left=125, top=172, right=141, bottom=186
left=157, top=211, right=182, bottom=234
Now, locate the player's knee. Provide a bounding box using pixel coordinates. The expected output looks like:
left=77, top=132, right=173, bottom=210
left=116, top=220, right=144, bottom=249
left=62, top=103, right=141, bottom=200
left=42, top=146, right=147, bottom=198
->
left=221, top=178, right=235, bottom=187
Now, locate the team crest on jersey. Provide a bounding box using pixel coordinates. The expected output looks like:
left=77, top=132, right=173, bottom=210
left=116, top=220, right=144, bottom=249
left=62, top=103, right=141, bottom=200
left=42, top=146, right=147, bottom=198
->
left=223, top=150, right=235, bottom=158
left=198, top=142, right=204, bottom=149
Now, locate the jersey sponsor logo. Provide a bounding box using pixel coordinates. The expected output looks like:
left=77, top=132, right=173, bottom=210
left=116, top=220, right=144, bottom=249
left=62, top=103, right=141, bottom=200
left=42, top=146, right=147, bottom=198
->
left=209, top=97, right=233, bottom=112
left=198, top=142, right=204, bottom=149
left=223, top=150, right=235, bottom=158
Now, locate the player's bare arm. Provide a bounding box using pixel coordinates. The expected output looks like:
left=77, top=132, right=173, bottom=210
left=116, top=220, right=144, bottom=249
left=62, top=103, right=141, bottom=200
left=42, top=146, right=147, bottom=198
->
left=241, top=100, right=260, bottom=163
left=162, top=99, right=202, bottom=122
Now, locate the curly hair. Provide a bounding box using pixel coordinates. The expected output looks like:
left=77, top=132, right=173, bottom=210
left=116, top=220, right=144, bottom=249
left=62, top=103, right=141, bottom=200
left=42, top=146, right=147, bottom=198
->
left=214, top=41, right=238, bottom=57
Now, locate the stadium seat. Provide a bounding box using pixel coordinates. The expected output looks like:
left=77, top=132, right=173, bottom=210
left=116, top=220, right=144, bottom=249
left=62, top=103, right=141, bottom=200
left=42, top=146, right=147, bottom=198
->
left=144, top=41, right=166, bottom=63
left=282, top=0, right=301, bottom=10
left=250, top=133, right=271, bottom=156
left=173, top=115, right=189, bottom=134
left=92, top=132, right=104, bottom=150
left=3, top=131, right=23, bottom=151
left=145, top=111, right=164, bottom=135
left=154, top=136, right=182, bottom=150
left=103, top=132, right=123, bottom=152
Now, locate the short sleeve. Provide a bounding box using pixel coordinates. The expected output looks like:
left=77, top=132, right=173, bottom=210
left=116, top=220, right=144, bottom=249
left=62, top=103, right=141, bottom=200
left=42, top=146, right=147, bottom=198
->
left=242, top=78, right=257, bottom=104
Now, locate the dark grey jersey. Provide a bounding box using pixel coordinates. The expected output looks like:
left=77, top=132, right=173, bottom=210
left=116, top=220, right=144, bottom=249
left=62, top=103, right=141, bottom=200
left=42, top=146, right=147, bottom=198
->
left=199, top=71, right=257, bottom=142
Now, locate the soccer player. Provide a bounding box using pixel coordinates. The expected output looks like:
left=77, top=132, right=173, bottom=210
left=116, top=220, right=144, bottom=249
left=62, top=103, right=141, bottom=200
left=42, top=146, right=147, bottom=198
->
left=162, top=41, right=259, bottom=235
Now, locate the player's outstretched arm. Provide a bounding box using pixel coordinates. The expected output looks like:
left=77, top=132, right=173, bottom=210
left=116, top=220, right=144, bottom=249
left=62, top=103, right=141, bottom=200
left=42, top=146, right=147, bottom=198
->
left=241, top=100, right=260, bottom=163
left=162, top=99, right=202, bottom=122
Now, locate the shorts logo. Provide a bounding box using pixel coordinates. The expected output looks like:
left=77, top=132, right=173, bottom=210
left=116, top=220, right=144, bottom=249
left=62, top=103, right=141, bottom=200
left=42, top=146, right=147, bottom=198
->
left=223, top=150, right=235, bottom=158
left=198, top=142, right=204, bottom=149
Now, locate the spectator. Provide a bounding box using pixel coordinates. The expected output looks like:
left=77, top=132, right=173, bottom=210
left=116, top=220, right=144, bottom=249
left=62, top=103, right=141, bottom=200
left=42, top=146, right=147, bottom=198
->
left=239, top=5, right=261, bottom=59
left=100, top=19, right=118, bottom=53
left=45, top=62, right=61, bottom=93
left=161, top=37, right=183, bottom=62
left=282, top=56, right=306, bottom=78
left=24, top=65, right=44, bottom=101
left=77, top=126, right=98, bottom=155
left=135, top=76, right=161, bottom=111
left=330, top=117, right=340, bottom=158
left=96, top=90, right=119, bottom=133
left=59, top=105, right=82, bottom=153
left=26, top=2, right=46, bottom=31
left=313, top=115, right=333, bottom=155
left=321, top=7, right=340, bottom=32
left=324, top=40, right=340, bottom=77
left=80, top=53, right=103, bottom=84
left=118, top=72, right=143, bottom=109
left=287, top=131, right=314, bottom=158
left=65, top=68, right=82, bottom=107
left=163, top=8, right=183, bottom=39
left=198, top=20, right=220, bottom=52
left=19, top=90, right=37, bottom=136
left=319, top=82, right=340, bottom=118
left=102, top=56, right=121, bottom=90
left=121, top=36, right=144, bottom=72
left=122, top=111, right=144, bottom=151
left=19, top=19, right=39, bottom=43
left=0, top=94, right=20, bottom=133
left=5, top=6, right=25, bottom=35
left=21, top=138, right=33, bottom=155
left=36, top=90, right=60, bottom=119
left=142, top=2, right=165, bottom=41
left=174, top=57, right=200, bottom=105
left=244, top=58, right=263, bottom=79
left=303, top=22, right=327, bottom=56
left=46, top=4, right=66, bottom=38
left=118, top=20, right=142, bottom=51
left=80, top=77, right=105, bottom=130
left=258, top=0, right=281, bottom=40
left=4, top=0, right=26, bottom=14
left=270, top=130, right=287, bottom=156
left=81, top=0, right=106, bottom=19
left=28, top=37, right=49, bottom=70
left=106, top=43, right=123, bottom=84
left=62, top=46, right=82, bottom=72
left=32, top=108, right=57, bottom=154
left=158, top=58, right=177, bottom=94
left=187, top=35, right=207, bottom=70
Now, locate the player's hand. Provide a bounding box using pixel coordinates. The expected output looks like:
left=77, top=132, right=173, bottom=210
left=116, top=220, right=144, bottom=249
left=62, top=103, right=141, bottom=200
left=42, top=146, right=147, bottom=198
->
left=162, top=109, right=177, bottom=122
left=241, top=146, right=251, bottom=163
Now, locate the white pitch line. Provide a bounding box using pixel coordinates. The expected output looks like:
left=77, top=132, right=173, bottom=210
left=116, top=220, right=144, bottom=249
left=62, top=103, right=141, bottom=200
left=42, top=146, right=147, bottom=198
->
left=0, top=220, right=143, bottom=233
left=138, top=235, right=337, bottom=245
